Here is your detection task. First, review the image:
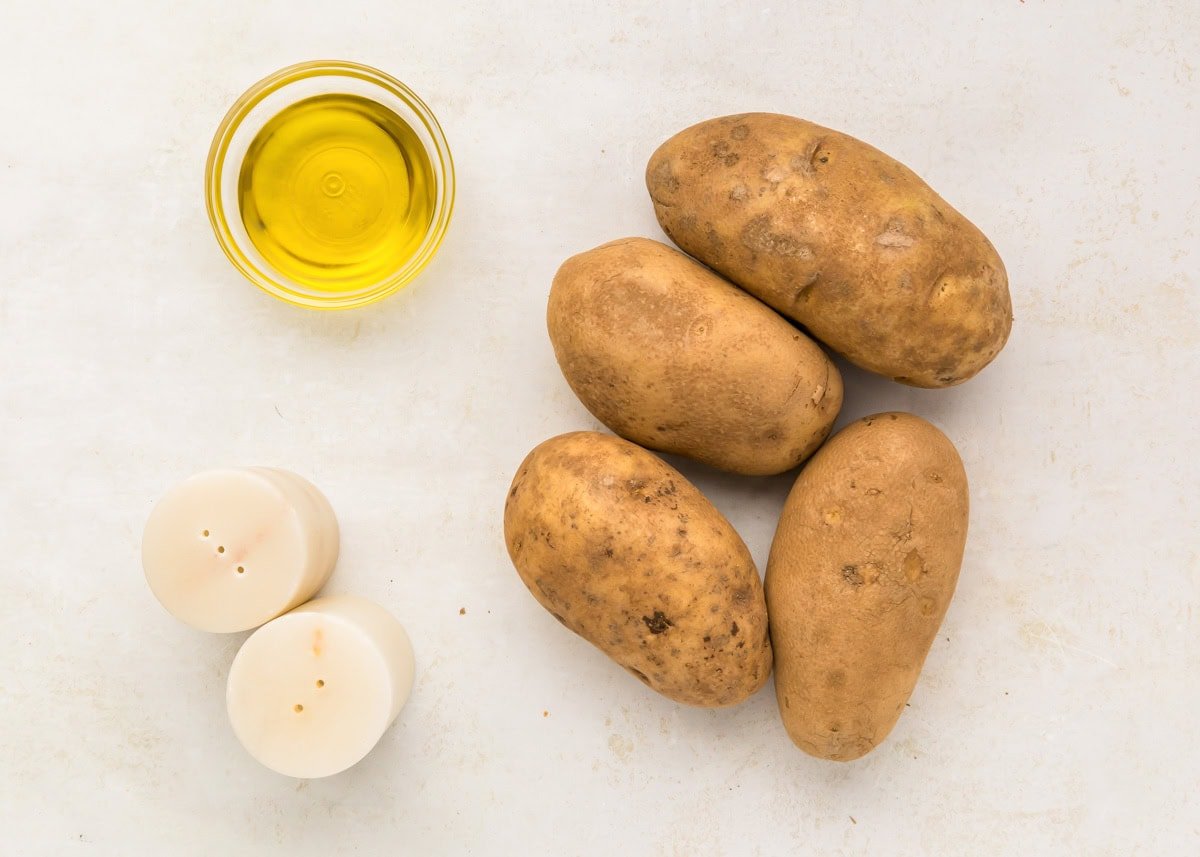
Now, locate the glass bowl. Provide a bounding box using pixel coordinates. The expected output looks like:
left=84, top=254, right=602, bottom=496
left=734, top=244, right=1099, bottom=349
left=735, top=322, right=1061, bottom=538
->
left=205, top=60, right=455, bottom=310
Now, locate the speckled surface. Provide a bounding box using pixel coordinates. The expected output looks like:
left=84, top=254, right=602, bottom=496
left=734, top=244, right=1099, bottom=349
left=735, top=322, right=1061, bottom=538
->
left=1, top=1, right=1197, bottom=854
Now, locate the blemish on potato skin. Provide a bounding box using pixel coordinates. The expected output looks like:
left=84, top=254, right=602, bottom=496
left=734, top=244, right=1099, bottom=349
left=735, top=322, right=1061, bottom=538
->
left=903, top=549, right=925, bottom=583
left=709, top=138, right=740, bottom=167
left=741, top=214, right=813, bottom=259
left=648, top=159, right=679, bottom=195
left=794, top=270, right=821, bottom=304
left=643, top=607, right=672, bottom=633
left=789, top=150, right=815, bottom=174
left=762, top=164, right=787, bottom=184
left=876, top=231, right=915, bottom=249
left=875, top=218, right=916, bottom=249
left=705, top=226, right=725, bottom=255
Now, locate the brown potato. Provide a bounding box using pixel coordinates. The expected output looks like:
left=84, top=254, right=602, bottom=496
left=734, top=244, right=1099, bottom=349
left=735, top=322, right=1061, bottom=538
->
left=504, top=431, right=771, bottom=707
left=765, top=412, right=968, bottom=760
left=548, top=237, right=842, bottom=476
left=647, top=113, right=1012, bottom=387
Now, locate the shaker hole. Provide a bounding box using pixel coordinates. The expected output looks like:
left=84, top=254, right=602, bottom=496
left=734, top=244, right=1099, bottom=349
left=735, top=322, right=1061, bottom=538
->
left=217, top=546, right=225, bottom=554
left=293, top=704, right=304, bottom=713
left=316, top=679, right=325, bottom=688
left=236, top=566, right=245, bottom=574
left=201, top=530, right=210, bottom=537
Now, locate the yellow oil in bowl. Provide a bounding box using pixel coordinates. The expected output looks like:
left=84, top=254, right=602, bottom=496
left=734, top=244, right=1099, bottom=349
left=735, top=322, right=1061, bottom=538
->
left=238, top=94, right=436, bottom=293
left=206, top=61, right=455, bottom=309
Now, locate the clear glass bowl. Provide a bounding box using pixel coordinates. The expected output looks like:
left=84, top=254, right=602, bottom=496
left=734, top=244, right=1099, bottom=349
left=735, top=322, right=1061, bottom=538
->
left=205, top=60, right=455, bottom=310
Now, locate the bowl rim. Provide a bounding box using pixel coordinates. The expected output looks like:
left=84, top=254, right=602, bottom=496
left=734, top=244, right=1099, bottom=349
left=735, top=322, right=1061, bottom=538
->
left=204, top=59, right=455, bottom=310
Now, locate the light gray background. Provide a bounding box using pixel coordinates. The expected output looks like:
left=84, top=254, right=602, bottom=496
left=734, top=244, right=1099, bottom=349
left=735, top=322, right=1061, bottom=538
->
left=2, top=1, right=1197, bottom=854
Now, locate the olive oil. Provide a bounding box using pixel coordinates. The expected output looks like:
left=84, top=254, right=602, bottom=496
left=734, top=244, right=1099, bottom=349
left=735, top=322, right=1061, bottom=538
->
left=237, top=93, right=436, bottom=292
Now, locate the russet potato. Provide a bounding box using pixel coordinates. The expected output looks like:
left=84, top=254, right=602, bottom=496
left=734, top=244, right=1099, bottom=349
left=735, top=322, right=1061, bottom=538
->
left=548, top=237, right=841, bottom=475
left=765, top=413, right=969, bottom=760
left=504, top=431, right=772, bottom=707
left=647, top=113, right=1012, bottom=387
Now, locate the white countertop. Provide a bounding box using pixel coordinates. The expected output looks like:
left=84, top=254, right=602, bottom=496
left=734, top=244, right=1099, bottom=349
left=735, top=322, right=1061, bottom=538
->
left=2, top=1, right=1197, bottom=854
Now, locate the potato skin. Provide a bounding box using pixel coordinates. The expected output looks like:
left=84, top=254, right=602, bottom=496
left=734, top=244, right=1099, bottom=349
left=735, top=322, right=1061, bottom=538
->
left=504, top=431, right=771, bottom=707
left=647, top=113, right=1012, bottom=387
left=765, top=413, right=968, bottom=760
left=548, top=237, right=842, bottom=476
